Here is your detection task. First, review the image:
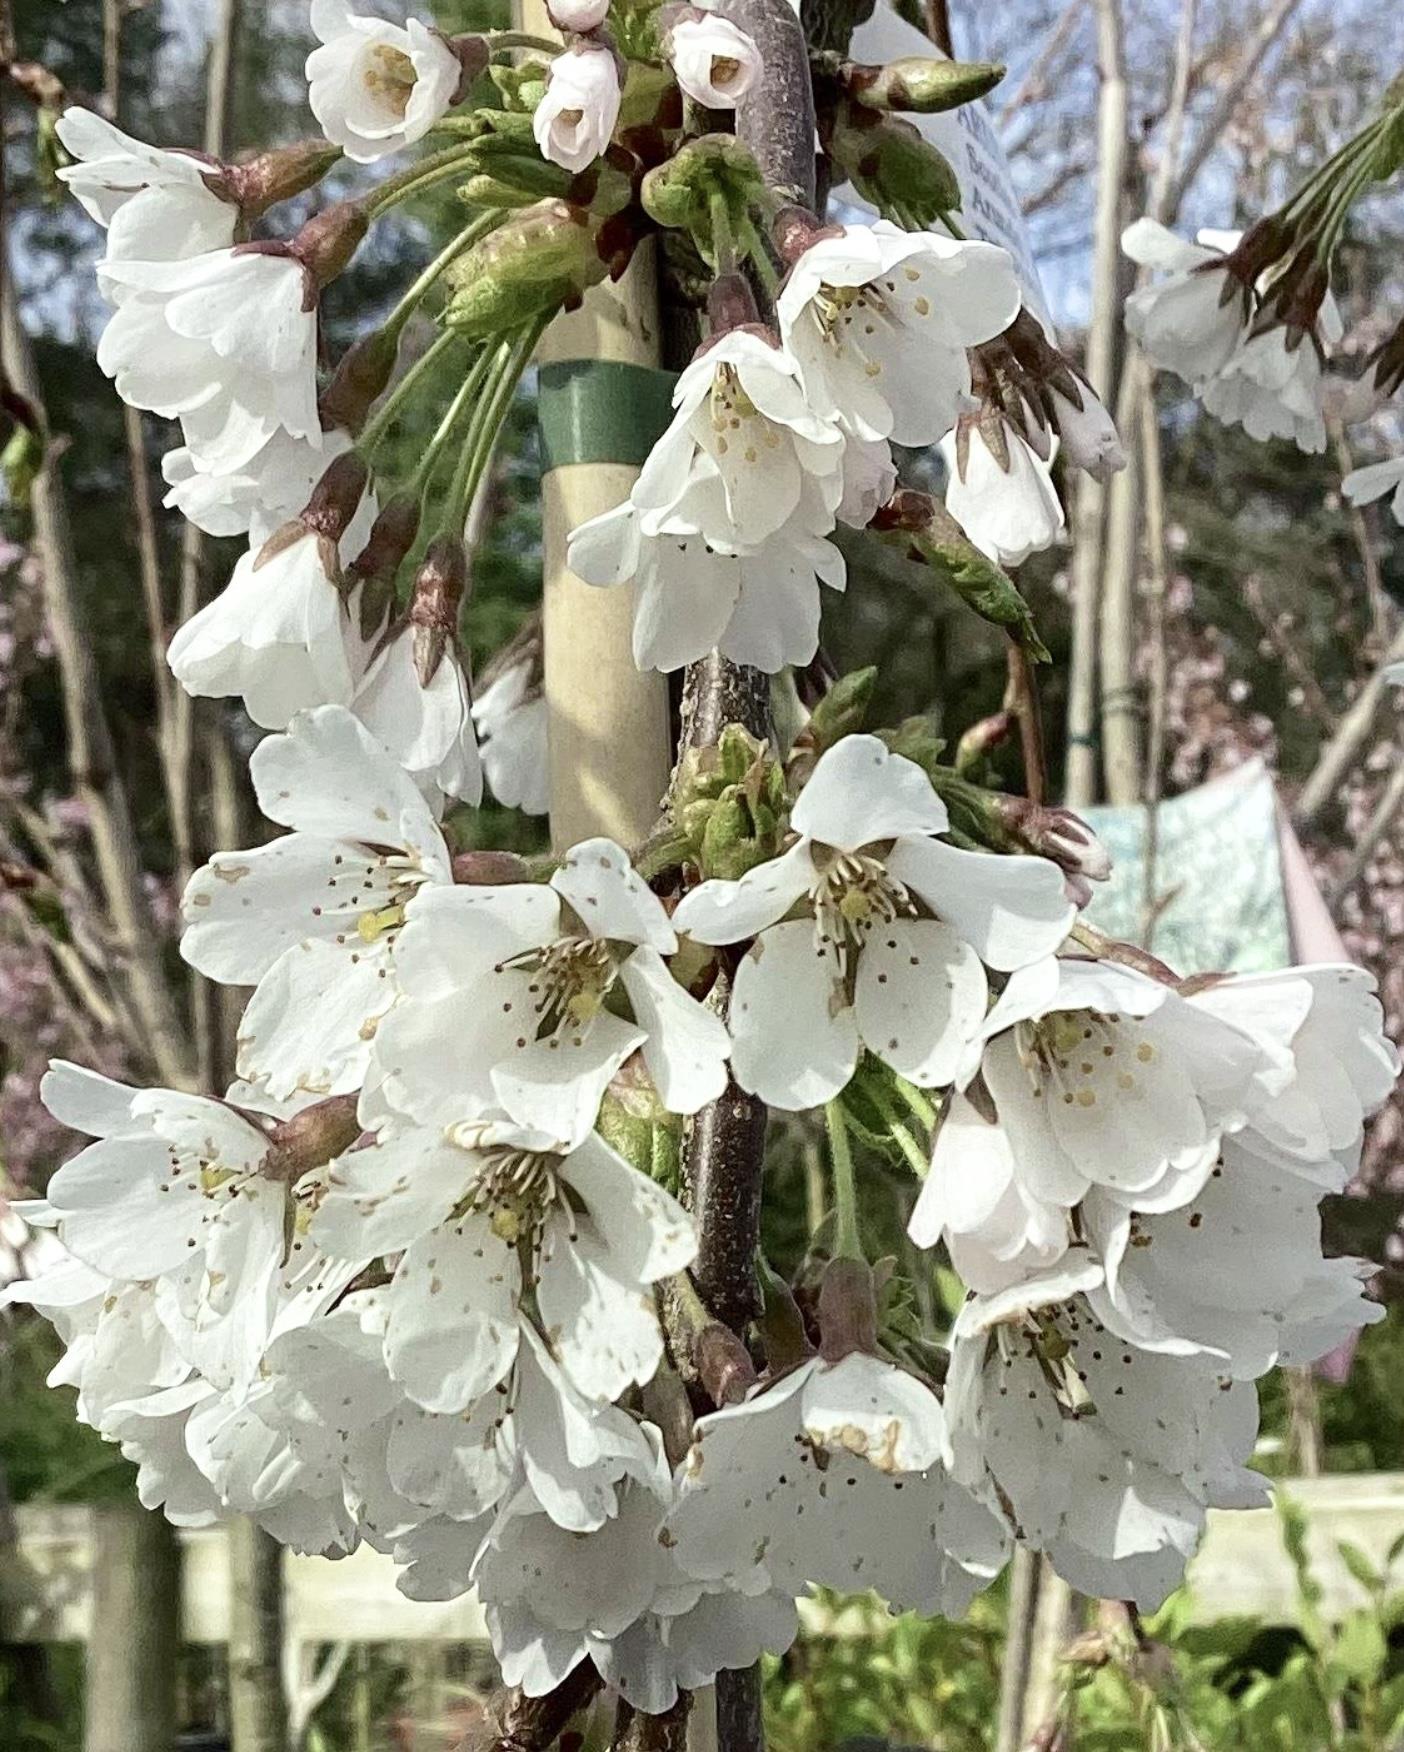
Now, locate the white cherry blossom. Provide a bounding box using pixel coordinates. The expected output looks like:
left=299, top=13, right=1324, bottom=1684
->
left=56, top=108, right=237, bottom=268
left=1189, top=963, right=1398, bottom=1186
left=672, top=735, right=1073, bottom=1110
left=366, top=837, right=730, bottom=1139
left=630, top=328, right=844, bottom=550
left=167, top=505, right=379, bottom=730
left=311, top=1112, right=695, bottom=1409
left=161, top=427, right=356, bottom=545
left=476, top=1432, right=799, bottom=1713
left=567, top=465, right=846, bottom=672
left=307, top=1, right=463, bottom=163
left=532, top=45, right=621, bottom=175
left=352, top=623, right=482, bottom=807
left=472, top=642, right=549, bottom=816
left=1344, top=455, right=1404, bottom=526
left=777, top=222, right=1021, bottom=446
left=666, top=16, right=763, bottom=109
left=667, top=1350, right=1009, bottom=1617
left=97, top=249, right=320, bottom=476
left=928, top=956, right=1278, bottom=1218
left=1122, top=219, right=1249, bottom=387
left=947, top=1290, right=1266, bottom=1610
left=940, top=418, right=1064, bottom=568
left=1083, top=1139, right=1383, bottom=1378
left=1201, top=325, right=1334, bottom=453
left=181, top=706, right=454, bottom=1100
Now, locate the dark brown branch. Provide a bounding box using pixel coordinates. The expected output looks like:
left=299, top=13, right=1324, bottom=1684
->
left=458, top=1668, right=602, bottom=1752
left=611, top=1695, right=691, bottom=1751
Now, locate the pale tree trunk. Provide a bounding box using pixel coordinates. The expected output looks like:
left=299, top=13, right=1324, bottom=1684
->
left=1294, top=625, right=1404, bottom=827
left=228, top=1520, right=289, bottom=1752
left=84, top=1502, right=181, bottom=1752
left=1062, top=0, right=1129, bottom=808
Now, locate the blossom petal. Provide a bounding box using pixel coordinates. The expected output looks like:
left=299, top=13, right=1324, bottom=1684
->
left=729, top=921, right=858, bottom=1110
left=671, top=841, right=816, bottom=946
left=854, top=918, right=987, bottom=1087
left=884, top=835, right=1073, bottom=970
left=551, top=838, right=675, bottom=952
left=618, top=950, right=731, bottom=1116
left=383, top=1217, right=520, bottom=1413
left=791, top=735, right=948, bottom=849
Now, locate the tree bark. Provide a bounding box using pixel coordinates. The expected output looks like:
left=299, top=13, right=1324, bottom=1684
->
left=227, top=1520, right=289, bottom=1752
left=84, top=1502, right=181, bottom=1752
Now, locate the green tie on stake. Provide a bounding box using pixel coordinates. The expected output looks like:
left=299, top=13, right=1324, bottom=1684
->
left=537, top=358, right=678, bottom=472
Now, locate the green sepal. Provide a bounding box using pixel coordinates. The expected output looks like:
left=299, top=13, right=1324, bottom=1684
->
left=596, top=1076, right=684, bottom=1196
left=877, top=716, right=947, bottom=783
left=485, top=62, right=551, bottom=112
left=441, top=199, right=609, bottom=338
left=829, top=103, right=961, bottom=227
left=640, top=134, right=765, bottom=267
left=875, top=496, right=1049, bottom=661
left=671, top=724, right=789, bottom=881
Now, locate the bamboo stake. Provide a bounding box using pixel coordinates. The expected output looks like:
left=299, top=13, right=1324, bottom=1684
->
left=516, top=0, right=671, bottom=853
left=1063, top=0, right=1129, bottom=808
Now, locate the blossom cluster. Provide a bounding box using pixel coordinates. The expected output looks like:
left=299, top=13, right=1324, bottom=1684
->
left=4, top=0, right=1399, bottom=1727
left=1123, top=85, right=1404, bottom=515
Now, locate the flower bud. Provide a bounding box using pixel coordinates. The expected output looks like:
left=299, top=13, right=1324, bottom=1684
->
left=828, top=103, right=961, bottom=226
left=345, top=492, right=421, bottom=620
left=441, top=199, right=611, bottom=337
left=547, top=0, right=610, bottom=29
left=639, top=131, right=764, bottom=243
left=532, top=43, right=621, bottom=174
left=694, top=1322, right=759, bottom=1406
left=286, top=199, right=370, bottom=290
left=841, top=55, right=1004, bottom=114
left=319, top=328, right=402, bottom=435
left=225, top=138, right=342, bottom=216
left=817, top=1256, right=880, bottom=1362
left=1049, top=378, right=1127, bottom=482
left=409, top=534, right=469, bottom=686
left=451, top=849, right=533, bottom=885
left=257, top=1093, right=363, bottom=1184
left=665, top=14, right=763, bottom=109
left=993, top=797, right=1112, bottom=883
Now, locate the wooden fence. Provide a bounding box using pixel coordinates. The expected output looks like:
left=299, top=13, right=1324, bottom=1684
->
left=7, top=1473, right=1404, bottom=1649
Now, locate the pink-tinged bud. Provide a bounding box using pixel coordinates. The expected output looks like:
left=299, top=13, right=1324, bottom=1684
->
left=705, top=269, right=761, bottom=337
left=320, top=328, right=402, bottom=436
left=287, top=199, right=370, bottom=290
left=771, top=202, right=843, bottom=265
left=348, top=494, right=421, bottom=586
left=225, top=138, right=343, bottom=217
left=409, top=535, right=469, bottom=686
left=298, top=451, right=371, bottom=542
left=816, top=1255, right=879, bottom=1363
left=451, top=849, right=532, bottom=885
left=546, top=0, right=610, bottom=31
left=695, top=1321, right=758, bottom=1407
left=996, top=797, right=1112, bottom=883
left=445, top=31, right=492, bottom=100
left=257, top=1093, right=363, bottom=1183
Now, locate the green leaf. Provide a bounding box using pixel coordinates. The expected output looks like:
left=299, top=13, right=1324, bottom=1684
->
left=875, top=496, right=1050, bottom=660
left=1331, top=1609, right=1388, bottom=1687
left=1337, top=1538, right=1384, bottom=1597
